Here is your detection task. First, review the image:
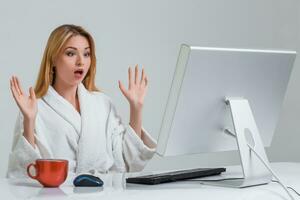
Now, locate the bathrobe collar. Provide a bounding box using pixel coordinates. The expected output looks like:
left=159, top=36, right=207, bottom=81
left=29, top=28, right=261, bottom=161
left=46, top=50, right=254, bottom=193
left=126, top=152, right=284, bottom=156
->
left=42, top=84, right=83, bottom=135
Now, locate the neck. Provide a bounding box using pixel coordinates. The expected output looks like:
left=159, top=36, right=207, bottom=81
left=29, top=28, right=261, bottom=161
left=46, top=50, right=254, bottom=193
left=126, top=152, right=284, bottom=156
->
left=53, top=81, right=80, bottom=113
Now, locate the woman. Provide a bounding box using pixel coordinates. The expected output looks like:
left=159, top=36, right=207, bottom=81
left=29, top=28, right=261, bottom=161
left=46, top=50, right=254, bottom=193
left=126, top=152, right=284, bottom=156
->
left=7, top=24, right=156, bottom=178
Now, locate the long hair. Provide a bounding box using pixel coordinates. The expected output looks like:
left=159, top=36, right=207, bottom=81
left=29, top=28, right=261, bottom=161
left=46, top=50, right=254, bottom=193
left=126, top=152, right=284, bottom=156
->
left=34, top=24, right=99, bottom=98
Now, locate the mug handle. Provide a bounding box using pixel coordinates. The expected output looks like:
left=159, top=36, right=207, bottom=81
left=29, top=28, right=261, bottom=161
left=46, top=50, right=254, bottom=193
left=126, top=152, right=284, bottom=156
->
left=27, top=163, right=38, bottom=179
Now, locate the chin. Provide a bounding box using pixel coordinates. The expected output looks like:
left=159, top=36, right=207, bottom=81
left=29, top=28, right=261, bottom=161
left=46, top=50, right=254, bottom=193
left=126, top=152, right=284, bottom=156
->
left=66, top=81, right=81, bottom=87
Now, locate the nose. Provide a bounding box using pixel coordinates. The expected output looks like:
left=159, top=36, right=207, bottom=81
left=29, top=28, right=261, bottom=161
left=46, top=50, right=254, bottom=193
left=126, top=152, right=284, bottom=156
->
left=76, top=54, right=84, bottom=67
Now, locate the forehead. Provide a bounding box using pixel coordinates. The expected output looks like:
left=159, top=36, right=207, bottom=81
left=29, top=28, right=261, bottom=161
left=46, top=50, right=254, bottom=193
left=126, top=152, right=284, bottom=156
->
left=63, top=35, right=90, bottom=48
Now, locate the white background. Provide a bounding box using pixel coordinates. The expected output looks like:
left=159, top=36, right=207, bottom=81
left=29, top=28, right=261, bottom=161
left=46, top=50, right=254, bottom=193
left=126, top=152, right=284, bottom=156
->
left=0, top=0, right=299, bottom=177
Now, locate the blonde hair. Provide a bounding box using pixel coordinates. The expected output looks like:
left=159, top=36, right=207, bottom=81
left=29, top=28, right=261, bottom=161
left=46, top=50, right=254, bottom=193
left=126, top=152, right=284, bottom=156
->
left=34, top=24, right=99, bottom=98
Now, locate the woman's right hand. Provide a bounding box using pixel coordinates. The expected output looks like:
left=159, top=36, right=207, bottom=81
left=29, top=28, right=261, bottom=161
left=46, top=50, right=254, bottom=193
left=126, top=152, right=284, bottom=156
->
left=10, top=76, right=37, bottom=121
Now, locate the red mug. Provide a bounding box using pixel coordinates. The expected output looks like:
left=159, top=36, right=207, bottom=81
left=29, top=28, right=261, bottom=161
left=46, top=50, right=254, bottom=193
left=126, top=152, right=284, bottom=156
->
left=27, top=159, right=68, bottom=187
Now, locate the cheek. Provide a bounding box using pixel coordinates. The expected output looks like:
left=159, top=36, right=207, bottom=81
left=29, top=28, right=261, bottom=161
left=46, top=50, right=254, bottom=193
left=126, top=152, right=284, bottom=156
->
left=56, top=56, right=72, bottom=66
left=86, top=58, right=91, bottom=66
left=56, top=67, right=70, bottom=79
left=56, top=61, right=74, bottom=76
left=85, top=58, right=91, bottom=70
left=57, top=57, right=75, bottom=69
left=62, top=56, right=76, bottom=66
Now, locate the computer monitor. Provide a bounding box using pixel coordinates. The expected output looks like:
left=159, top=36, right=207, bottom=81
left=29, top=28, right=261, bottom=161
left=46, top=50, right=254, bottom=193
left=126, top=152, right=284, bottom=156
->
left=156, top=45, right=296, bottom=187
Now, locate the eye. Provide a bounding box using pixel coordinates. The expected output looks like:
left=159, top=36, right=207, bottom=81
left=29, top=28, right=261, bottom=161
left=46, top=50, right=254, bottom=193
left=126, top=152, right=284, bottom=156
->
left=84, top=52, right=90, bottom=57
left=66, top=51, right=75, bottom=57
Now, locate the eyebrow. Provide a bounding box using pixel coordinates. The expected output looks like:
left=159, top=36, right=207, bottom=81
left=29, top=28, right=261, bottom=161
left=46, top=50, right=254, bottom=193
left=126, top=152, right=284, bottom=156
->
left=64, top=47, right=90, bottom=50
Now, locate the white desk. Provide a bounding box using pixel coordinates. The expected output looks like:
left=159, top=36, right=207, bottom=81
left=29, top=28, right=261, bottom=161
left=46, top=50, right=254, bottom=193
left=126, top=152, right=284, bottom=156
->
left=1, top=162, right=300, bottom=200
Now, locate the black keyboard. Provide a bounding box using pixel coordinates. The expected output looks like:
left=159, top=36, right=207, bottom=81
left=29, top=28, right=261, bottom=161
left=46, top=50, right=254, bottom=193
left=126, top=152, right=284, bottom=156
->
left=126, top=167, right=226, bottom=185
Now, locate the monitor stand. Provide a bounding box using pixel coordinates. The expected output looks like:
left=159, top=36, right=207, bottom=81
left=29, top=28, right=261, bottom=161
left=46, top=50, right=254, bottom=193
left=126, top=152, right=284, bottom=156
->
left=203, top=98, right=272, bottom=188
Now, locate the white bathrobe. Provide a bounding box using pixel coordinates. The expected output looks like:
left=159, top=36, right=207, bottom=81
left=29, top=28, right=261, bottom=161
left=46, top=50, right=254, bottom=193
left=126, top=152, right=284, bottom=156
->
left=7, top=83, right=156, bottom=178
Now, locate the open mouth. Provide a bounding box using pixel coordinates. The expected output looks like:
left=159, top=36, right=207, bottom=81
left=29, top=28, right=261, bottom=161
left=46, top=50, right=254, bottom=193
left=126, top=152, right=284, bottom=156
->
left=74, top=69, right=84, bottom=75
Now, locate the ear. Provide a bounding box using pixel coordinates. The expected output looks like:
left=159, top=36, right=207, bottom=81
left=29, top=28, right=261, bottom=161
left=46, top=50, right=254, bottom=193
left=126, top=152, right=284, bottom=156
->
left=51, top=66, right=56, bottom=72
left=52, top=56, right=58, bottom=67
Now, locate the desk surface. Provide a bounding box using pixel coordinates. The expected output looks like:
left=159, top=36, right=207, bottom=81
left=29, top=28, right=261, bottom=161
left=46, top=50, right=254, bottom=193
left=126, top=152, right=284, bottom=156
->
left=1, top=162, right=300, bottom=200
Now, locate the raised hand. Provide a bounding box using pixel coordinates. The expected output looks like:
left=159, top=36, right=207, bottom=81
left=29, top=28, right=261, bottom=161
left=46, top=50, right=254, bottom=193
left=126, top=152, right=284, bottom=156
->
left=10, top=76, right=37, bottom=120
left=118, top=65, right=148, bottom=109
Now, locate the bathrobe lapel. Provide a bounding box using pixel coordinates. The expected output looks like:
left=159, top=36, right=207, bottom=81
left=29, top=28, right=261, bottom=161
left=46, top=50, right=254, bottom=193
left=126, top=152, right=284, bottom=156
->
left=42, top=86, right=82, bottom=136
left=76, top=83, right=112, bottom=174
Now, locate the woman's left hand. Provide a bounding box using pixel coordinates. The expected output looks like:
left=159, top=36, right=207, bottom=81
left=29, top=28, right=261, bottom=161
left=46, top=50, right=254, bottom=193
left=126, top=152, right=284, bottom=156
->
left=119, top=65, right=148, bottom=109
